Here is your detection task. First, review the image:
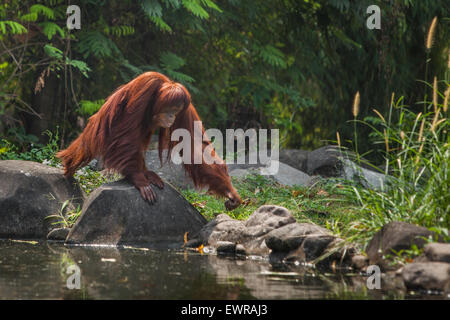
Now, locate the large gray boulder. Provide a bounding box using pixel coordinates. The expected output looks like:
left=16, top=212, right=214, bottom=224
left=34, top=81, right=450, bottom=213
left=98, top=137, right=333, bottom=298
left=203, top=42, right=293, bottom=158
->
left=0, top=160, right=83, bottom=240
left=65, top=179, right=206, bottom=246
left=278, top=149, right=309, bottom=172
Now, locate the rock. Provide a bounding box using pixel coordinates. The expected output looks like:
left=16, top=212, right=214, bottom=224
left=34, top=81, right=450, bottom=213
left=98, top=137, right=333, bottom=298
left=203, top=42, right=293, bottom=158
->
left=235, top=244, right=246, bottom=255
left=216, top=241, right=236, bottom=255
left=265, top=222, right=331, bottom=252
left=341, top=159, right=388, bottom=190
left=424, top=243, right=450, bottom=263
left=145, top=150, right=194, bottom=190
left=47, top=227, right=70, bottom=241
left=351, top=255, right=369, bottom=270
left=194, top=214, right=247, bottom=246
left=191, top=204, right=341, bottom=266
left=65, top=179, right=206, bottom=246
left=305, top=145, right=387, bottom=190
left=402, top=262, right=450, bottom=292
left=306, top=145, right=342, bottom=177
left=366, top=221, right=437, bottom=269
left=245, top=205, right=296, bottom=233
left=0, top=160, right=84, bottom=240
left=278, top=149, right=309, bottom=172
left=259, top=160, right=314, bottom=187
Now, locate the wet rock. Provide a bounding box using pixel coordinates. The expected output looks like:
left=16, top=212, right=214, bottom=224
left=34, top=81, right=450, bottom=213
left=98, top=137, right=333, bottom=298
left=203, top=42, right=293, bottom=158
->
left=351, top=255, right=369, bottom=270
left=265, top=223, right=331, bottom=252
left=66, top=179, right=206, bottom=246
left=245, top=205, right=296, bottom=233
left=402, top=262, right=450, bottom=292
left=424, top=243, right=450, bottom=263
left=191, top=204, right=342, bottom=266
left=235, top=244, right=246, bottom=256
left=0, top=160, right=83, bottom=240
left=216, top=241, right=236, bottom=255
left=366, top=221, right=437, bottom=269
left=47, top=227, right=70, bottom=241
left=194, top=214, right=247, bottom=246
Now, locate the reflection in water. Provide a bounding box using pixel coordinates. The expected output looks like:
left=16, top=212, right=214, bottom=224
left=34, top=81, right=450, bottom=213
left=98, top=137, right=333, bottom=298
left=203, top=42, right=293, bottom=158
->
left=0, top=240, right=440, bottom=300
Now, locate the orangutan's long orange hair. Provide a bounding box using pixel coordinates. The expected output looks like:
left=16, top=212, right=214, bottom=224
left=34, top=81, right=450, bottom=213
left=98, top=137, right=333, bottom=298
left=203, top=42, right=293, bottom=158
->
left=57, top=71, right=241, bottom=208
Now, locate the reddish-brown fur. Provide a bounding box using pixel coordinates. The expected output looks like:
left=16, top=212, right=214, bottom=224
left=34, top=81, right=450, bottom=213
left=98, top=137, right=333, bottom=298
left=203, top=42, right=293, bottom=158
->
left=57, top=72, right=241, bottom=209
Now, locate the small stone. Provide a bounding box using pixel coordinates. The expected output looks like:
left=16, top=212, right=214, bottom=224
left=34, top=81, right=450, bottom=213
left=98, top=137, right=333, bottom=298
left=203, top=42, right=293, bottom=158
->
left=351, top=255, right=369, bottom=270
left=235, top=244, right=246, bottom=255
left=216, top=241, right=236, bottom=255
left=424, top=243, right=450, bottom=263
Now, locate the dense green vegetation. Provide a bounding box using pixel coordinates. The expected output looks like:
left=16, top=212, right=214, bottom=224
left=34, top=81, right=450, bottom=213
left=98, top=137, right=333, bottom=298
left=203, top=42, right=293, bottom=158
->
left=0, top=1, right=448, bottom=252
left=1, top=1, right=448, bottom=152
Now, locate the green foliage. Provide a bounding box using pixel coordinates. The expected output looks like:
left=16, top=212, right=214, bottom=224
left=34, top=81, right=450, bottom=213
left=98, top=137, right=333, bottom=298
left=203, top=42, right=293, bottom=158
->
left=0, top=20, right=27, bottom=34
left=78, top=31, right=122, bottom=59
left=341, top=79, right=450, bottom=245
left=0, top=129, right=60, bottom=165
left=44, top=44, right=91, bottom=77
left=45, top=199, right=82, bottom=229
left=39, top=21, right=65, bottom=40
left=78, top=99, right=105, bottom=116
left=73, top=167, right=121, bottom=195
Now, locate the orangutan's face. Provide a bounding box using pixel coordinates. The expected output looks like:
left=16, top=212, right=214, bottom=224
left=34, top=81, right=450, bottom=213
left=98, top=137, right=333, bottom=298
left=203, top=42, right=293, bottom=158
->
left=154, top=105, right=183, bottom=128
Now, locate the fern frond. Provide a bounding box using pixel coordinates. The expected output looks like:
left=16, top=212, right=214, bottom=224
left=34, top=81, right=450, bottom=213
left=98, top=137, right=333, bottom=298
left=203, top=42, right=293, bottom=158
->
left=166, top=69, right=195, bottom=83
left=31, top=4, right=55, bottom=20
left=39, top=22, right=65, bottom=40
left=150, top=16, right=172, bottom=32
left=78, top=31, right=122, bottom=59
left=258, top=45, right=287, bottom=69
left=104, top=25, right=135, bottom=37
left=141, top=0, right=163, bottom=17
left=160, top=51, right=186, bottom=70
left=162, top=0, right=181, bottom=9
left=182, top=0, right=210, bottom=19
left=0, top=21, right=27, bottom=35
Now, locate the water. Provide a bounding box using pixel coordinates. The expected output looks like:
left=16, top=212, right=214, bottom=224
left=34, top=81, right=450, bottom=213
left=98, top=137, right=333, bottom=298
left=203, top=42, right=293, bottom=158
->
left=0, top=240, right=445, bottom=300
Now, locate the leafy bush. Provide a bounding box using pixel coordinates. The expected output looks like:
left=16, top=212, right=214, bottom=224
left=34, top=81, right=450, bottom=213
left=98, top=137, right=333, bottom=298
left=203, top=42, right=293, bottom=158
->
left=0, top=129, right=60, bottom=165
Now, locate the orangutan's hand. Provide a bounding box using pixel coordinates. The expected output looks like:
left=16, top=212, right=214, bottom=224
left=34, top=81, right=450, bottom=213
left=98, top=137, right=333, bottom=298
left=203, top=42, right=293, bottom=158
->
left=145, top=170, right=164, bottom=189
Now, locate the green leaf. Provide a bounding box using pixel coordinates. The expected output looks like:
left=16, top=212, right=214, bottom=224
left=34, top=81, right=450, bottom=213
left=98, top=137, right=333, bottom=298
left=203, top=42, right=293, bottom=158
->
left=78, top=31, right=122, bottom=59
left=39, top=22, right=65, bottom=40
left=44, top=44, right=63, bottom=59
left=0, top=21, right=27, bottom=35
left=258, top=45, right=287, bottom=69
left=141, top=0, right=163, bottom=17
left=160, top=51, right=186, bottom=70
left=149, top=16, right=172, bottom=32
left=182, top=0, right=210, bottom=19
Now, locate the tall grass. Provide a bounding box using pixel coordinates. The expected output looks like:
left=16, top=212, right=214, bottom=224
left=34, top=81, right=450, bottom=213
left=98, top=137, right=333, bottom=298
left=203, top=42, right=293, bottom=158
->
left=342, top=76, right=449, bottom=244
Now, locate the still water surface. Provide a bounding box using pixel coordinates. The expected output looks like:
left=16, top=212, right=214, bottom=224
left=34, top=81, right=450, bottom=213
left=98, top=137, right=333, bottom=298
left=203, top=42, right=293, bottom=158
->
left=0, top=240, right=444, bottom=300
